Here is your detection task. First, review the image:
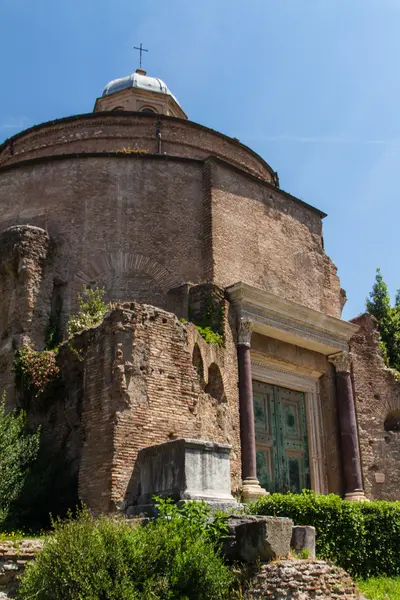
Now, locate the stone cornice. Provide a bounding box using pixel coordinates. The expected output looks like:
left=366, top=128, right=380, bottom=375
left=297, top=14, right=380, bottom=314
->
left=0, top=111, right=275, bottom=182
left=226, top=282, right=359, bottom=356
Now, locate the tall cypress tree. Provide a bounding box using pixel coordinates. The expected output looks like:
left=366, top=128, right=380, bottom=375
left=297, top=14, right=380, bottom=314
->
left=366, top=268, right=400, bottom=371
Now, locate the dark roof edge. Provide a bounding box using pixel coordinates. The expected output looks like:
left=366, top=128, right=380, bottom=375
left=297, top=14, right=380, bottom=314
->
left=0, top=111, right=276, bottom=180
left=0, top=151, right=327, bottom=218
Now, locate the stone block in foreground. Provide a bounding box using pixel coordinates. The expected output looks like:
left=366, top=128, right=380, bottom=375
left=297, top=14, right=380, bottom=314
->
left=291, top=525, right=316, bottom=559
left=223, top=515, right=293, bottom=563
left=128, top=438, right=238, bottom=513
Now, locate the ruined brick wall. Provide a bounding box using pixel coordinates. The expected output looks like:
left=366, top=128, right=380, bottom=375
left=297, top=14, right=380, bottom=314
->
left=0, top=225, right=54, bottom=405
left=251, top=333, right=343, bottom=495
left=0, top=113, right=275, bottom=182
left=350, top=313, right=400, bottom=500
left=209, top=160, right=344, bottom=318
left=76, top=302, right=240, bottom=513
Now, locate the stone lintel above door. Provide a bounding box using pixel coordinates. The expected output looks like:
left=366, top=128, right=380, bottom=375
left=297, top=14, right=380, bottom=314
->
left=226, top=282, right=358, bottom=356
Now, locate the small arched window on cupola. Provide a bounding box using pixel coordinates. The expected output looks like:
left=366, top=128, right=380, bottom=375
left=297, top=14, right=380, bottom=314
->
left=384, top=409, right=400, bottom=432
left=140, top=106, right=157, bottom=114
left=112, top=107, right=125, bottom=111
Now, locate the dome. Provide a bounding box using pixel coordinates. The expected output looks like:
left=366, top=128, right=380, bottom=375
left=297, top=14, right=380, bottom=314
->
left=102, top=69, right=181, bottom=107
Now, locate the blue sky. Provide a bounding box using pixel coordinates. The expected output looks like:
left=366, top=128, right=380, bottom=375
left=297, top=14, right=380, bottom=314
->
left=1, top=0, right=399, bottom=320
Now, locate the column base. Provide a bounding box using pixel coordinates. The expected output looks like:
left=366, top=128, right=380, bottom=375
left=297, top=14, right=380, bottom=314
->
left=241, top=478, right=269, bottom=503
left=344, top=490, right=369, bottom=502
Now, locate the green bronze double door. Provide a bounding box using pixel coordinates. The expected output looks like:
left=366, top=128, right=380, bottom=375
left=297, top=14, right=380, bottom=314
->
left=253, top=380, right=311, bottom=494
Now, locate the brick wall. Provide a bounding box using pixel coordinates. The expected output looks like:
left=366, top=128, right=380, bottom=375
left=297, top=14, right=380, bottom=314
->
left=209, top=160, right=343, bottom=317
left=351, top=313, right=400, bottom=500
left=76, top=302, right=240, bottom=513
left=0, top=113, right=275, bottom=182
left=0, top=157, right=206, bottom=323
left=0, top=225, right=54, bottom=405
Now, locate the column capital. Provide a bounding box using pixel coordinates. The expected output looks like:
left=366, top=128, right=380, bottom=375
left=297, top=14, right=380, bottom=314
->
left=329, top=351, right=352, bottom=373
left=237, top=318, right=253, bottom=347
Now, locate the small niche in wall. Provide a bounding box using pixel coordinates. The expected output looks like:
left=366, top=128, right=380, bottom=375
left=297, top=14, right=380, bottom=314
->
left=205, top=363, right=226, bottom=403
left=192, top=344, right=204, bottom=387
left=384, top=409, right=400, bottom=432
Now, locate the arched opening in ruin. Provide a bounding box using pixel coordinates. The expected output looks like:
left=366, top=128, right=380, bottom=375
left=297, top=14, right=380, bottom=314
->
left=192, top=343, right=204, bottom=386
left=384, top=409, right=400, bottom=432
left=205, top=363, right=226, bottom=403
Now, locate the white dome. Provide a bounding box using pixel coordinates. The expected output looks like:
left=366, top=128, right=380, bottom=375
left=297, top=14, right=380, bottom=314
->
left=102, top=70, right=181, bottom=107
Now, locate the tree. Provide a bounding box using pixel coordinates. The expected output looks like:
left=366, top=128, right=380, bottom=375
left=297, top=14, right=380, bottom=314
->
left=366, top=269, right=400, bottom=371
left=0, top=395, right=40, bottom=528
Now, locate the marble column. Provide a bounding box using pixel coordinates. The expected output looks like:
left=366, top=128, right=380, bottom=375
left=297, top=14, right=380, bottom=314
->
left=329, top=352, right=367, bottom=502
left=237, top=318, right=267, bottom=501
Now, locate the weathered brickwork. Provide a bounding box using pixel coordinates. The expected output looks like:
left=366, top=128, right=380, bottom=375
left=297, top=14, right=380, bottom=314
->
left=0, top=152, right=343, bottom=331
left=0, top=225, right=54, bottom=405
left=351, top=313, right=400, bottom=500
left=75, top=302, right=240, bottom=512
left=245, top=559, right=361, bottom=600
left=210, top=160, right=343, bottom=317
left=0, top=113, right=275, bottom=182
left=0, top=158, right=205, bottom=327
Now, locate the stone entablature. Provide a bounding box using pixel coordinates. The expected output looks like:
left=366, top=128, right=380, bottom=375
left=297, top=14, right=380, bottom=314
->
left=0, top=112, right=276, bottom=182
left=227, top=282, right=358, bottom=355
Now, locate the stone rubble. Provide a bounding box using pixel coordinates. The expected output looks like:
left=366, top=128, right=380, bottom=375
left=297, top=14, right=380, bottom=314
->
left=245, top=559, right=363, bottom=599
left=0, top=540, right=43, bottom=599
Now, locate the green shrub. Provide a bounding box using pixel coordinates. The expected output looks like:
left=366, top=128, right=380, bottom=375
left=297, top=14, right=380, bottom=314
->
left=67, top=287, right=108, bottom=337
left=19, top=502, right=234, bottom=600
left=249, top=490, right=400, bottom=578
left=195, top=325, right=224, bottom=347
left=13, top=347, right=60, bottom=401
left=0, top=396, right=40, bottom=529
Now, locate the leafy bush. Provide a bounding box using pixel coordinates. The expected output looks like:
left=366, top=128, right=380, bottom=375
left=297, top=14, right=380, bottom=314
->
left=249, top=490, right=400, bottom=578
left=19, top=501, right=234, bottom=600
left=0, top=396, right=40, bottom=529
left=13, top=347, right=60, bottom=400
left=67, top=287, right=108, bottom=337
left=195, top=325, right=224, bottom=347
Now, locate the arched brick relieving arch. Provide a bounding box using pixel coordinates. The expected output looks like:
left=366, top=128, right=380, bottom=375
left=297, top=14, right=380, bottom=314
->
left=71, top=251, right=179, bottom=308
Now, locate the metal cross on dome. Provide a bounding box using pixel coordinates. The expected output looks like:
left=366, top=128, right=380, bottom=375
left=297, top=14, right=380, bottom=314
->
left=134, top=43, right=148, bottom=69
